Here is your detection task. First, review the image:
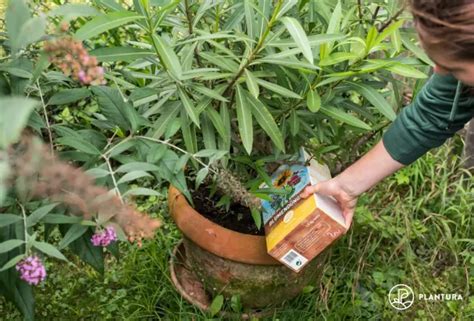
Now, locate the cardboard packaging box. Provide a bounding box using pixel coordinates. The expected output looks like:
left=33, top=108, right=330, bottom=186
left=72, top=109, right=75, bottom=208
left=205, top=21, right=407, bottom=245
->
left=260, top=148, right=347, bottom=272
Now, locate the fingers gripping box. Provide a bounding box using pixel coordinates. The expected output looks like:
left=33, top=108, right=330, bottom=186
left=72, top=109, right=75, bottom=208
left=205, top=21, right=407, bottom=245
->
left=260, top=149, right=347, bottom=272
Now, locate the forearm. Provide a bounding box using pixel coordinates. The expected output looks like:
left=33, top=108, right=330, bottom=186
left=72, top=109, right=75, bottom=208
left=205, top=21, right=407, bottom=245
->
left=335, top=140, right=404, bottom=196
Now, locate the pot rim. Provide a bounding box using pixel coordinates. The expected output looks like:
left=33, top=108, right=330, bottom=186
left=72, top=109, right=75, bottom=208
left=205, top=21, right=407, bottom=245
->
left=168, top=185, right=279, bottom=265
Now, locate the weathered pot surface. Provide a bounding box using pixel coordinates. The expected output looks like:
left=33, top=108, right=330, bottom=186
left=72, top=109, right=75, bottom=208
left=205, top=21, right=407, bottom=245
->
left=168, top=185, right=328, bottom=308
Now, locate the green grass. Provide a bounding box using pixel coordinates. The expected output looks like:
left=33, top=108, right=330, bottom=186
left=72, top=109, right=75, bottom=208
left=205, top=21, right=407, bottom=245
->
left=0, top=137, right=473, bottom=320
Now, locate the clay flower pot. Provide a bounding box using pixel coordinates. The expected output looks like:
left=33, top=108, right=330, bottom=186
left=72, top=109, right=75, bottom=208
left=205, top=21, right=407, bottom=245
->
left=168, top=185, right=328, bottom=308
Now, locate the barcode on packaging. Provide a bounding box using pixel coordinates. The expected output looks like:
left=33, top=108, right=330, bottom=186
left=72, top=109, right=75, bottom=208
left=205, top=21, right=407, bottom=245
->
left=281, top=249, right=308, bottom=271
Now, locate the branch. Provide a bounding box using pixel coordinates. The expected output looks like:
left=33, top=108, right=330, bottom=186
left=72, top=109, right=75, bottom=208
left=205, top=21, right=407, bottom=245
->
left=378, top=7, right=405, bottom=32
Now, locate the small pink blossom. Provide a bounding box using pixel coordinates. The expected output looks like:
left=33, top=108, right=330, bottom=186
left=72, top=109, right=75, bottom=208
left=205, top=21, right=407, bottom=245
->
left=91, top=226, right=117, bottom=247
left=16, top=256, right=47, bottom=286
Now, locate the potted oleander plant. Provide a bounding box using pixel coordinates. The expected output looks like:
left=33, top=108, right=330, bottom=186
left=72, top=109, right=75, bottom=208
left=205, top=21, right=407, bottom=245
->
left=1, top=0, right=429, bottom=316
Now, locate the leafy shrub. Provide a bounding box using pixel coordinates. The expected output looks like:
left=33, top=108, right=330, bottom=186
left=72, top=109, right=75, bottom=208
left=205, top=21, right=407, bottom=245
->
left=0, top=0, right=429, bottom=318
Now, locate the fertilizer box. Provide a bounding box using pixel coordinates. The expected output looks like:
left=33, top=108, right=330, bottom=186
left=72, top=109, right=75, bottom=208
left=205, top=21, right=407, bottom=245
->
left=260, top=148, right=347, bottom=272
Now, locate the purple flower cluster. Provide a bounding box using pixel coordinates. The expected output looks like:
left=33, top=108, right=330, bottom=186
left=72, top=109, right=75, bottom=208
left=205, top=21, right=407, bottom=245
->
left=91, top=226, right=117, bottom=247
left=16, top=256, right=47, bottom=286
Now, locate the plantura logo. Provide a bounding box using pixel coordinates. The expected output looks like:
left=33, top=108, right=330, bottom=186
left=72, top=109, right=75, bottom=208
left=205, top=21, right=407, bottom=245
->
left=388, top=284, right=415, bottom=311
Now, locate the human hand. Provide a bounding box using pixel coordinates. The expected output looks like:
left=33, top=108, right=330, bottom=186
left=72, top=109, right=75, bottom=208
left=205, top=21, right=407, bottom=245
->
left=300, top=178, right=358, bottom=230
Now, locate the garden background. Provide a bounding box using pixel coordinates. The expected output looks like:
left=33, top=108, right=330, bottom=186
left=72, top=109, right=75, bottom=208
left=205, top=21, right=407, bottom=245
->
left=0, top=0, right=473, bottom=320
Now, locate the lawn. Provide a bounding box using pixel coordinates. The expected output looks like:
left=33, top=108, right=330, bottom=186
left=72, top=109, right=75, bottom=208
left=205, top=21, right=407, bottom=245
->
left=1, top=138, right=472, bottom=321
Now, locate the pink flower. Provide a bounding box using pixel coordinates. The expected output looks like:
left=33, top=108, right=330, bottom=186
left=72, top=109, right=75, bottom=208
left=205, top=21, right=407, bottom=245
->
left=91, top=226, right=117, bottom=247
left=16, top=256, right=47, bottom=286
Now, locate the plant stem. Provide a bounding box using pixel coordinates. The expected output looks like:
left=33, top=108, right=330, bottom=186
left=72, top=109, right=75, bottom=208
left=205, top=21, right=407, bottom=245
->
left=136, top=136, right=219, bottom=175
left=184, top=0, right=193, bottom=35
left=378, top=7, right=405, bottom=32
left=18, top=202, right=28, bottom=254
left=223, top=0, right=284, bottom=96
left=36, top=80, right=54, bottom=157
left=103, top=155, right=123, bottom=204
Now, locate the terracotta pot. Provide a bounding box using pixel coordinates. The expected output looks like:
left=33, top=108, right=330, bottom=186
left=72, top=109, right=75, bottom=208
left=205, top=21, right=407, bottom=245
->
left=168, top=185, right=328, bottom=308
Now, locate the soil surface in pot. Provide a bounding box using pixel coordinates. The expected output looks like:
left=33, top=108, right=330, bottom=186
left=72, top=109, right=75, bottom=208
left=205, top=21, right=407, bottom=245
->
left=189, top=182, right=264, bottom=236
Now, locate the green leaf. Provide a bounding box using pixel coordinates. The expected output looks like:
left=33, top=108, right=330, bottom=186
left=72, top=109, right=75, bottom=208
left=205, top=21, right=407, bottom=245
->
left=152, top=34, right=183, bottom=79
left=244, top=0, right=256, bottom=39
left=307, top=89, right=321, bottom=112
left=209, top=294, right=224, bottom=317
left=48, top=88, right=91, bottom=105
left=90, top=47, right=154, bottom=62
left=123, top=188, right=161, bottom=197
left=245, top=90, right=285, bottom=153
left=319, top=52, right=359, bottom=66
left=195, top=167, right=209, bottom=188
left=75, top=11, right=143, bottom=40
left=40, top=214, right=82, bottom=224
left=0, top=214, right=21, bottom=228
left=269, top=33, right=345, bottom=47
left=346, top=82, right=396, bottom=121
left=57, top=136, right=101, bottom=155
left=27, top=203, right=59, bottom=227
left=86, top=168, right=110, bottom=179
left=0, top=240, right=25, bottom=254
left=320, top=106, right=371, bottom=130
left=116, top=162, right=160, bottom=173
left=281, top=17, right=313, bottom=63
left=400, top=33, right=434, bottom=66
left=374, top=20, right=404, bottom=48
left=178, top=87, right=200, bottom=127
left=66, top=228, right=104, bottom=273
left=256, top=78, right=301, bottom=99
left=152, top=101, right=181, bottom=138
left=117, top=171, right=152, bottom=184
left=5, top=0, right=30, bottom=48
left=92, top=86, right=143, bottom=132
left=15, top=16, right=47, bottom=52
left=235, top=85, right=254, bottom=155
left=58, top=225, right=88, bottom=250
left=244, top=69, right=259, bottom=98
left=275, top=0, right=297, bottom=20
left=250, top=208, right=262, bottom=230
left=0, top=97, right=38, bottom=149
left=49, top=4, right=100, bottom=18
left=191, top=85, right=228, bottom=102
left=205, top=108, right=228, bottom=142
left=254, top=58, right=319, bottom=70
left=385, top=63, right=428, bottom=79
left=0, top=254, right=25, bottom=272
left=32, top=241, right=68, bottom=261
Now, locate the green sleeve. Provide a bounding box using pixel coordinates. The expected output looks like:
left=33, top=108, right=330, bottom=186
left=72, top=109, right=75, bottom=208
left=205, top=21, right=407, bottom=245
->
left=382, top=73, right=474, bottom=165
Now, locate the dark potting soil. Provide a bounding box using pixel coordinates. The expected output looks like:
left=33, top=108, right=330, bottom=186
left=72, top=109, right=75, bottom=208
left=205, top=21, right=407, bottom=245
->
left=189, top=183, right=264, bottom=236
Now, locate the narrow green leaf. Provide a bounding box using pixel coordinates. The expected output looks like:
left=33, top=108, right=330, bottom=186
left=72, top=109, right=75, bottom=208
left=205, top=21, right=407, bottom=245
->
left=195, top=167, right=209, bottom=188
left=319, top=52, right=359, bottom=66
left=320, top=106, right=371, bottom=130
left=49, top=4, right=100, bottom=18
left=117, top=171, right=152, bottom=184
left=400, top=33, right=434, bottom=66
left=116, top=162, right=160, bottom=173
left=57, top=136, right=101, bottom=155
left=244, top=90, right=285, bottom=152
left=307, top=89, right=321, bottom=112
left=250, top=208, right=262, bottom=230
left=75, top=11, right=143, bottom=40
left=346, top=82, right=396, bottom=121
left=0, top=240, right=25, bottom=254
left=90, top=47, right=154, bottom=62
left=281, top=17, right=313, bottom=63
left=0, top=254, right=25, bottom=272
left=26, top=203, right=59, bottom=227
left=244, top=69, right=260, bottom=98
left=205, top=109, right=228, bottom=142
left=152, top=34, right=183, bottom=79
left=0, top=214, right=22, bottom=227
left=385, top=63, right=428, bottom=79
left=48, top=88, right=90, bottom=105
left=178, top=87, right=200, bottom=127
left=58, top=225, right=88, bottom=250
left=191, top=85, right=228, bottom=102
left=256, top=79, right=301, bottom=99
left=152, top=101, right=181, bottom=138
left=235, top=85, right=254, bottom=155
left=123, top=188, right=161, bottom=197
left=33, top=241, right=68, bottom=261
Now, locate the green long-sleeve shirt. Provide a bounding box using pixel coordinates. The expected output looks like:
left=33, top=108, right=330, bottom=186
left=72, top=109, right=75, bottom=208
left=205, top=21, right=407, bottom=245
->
left=383, top=73, right=474, bottom=165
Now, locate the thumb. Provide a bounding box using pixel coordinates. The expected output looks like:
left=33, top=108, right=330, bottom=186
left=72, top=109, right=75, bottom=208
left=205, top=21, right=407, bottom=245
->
left=300, top=183, right=321, bottom=198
